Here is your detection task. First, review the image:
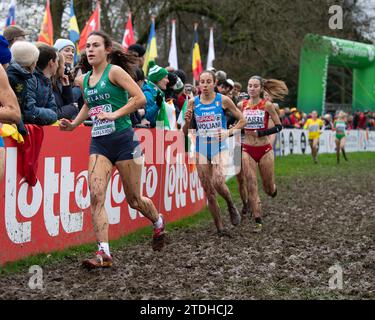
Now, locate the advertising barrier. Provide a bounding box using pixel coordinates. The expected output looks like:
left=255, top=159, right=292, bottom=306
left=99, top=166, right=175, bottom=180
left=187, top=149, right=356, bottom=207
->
left=277, top=129, right=375, bottom=156
left=0, top=127, right=206, bottom=265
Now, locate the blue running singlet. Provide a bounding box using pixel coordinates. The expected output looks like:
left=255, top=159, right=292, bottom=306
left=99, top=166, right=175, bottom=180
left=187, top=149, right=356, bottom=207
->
left=193, top=93, right=228, bottom=161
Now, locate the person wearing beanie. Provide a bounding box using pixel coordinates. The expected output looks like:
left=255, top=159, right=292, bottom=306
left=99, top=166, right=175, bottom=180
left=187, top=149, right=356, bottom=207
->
left=128, top=44, right=146, bottom=68
left=142, top=61, right=169, bottom=128
left=0, top=36, right=12, bottom=68
left=7, top=41, right=39, bottom=122
left=7, top=42, right=57, bottom=125
left=10, top=41, right=39, bottom=71
left=51, top=51, right=79, bottom=120
left=54, top=39, right=75, bottom=67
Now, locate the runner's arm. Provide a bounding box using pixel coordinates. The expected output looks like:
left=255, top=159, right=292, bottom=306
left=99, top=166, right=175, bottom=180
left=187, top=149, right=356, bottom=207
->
left=222, top=95, right=246, bottom=136
left=182, top=99, right=195, bottom=136
left=256, top=101, right=282, bottom=137
left=59, top=75, right=89, bottom=131
left=0, top=65, right=21, bottom=124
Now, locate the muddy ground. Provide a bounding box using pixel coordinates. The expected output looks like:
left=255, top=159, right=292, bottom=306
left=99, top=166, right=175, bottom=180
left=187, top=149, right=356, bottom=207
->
left=0, top=171, right=374, bottom=300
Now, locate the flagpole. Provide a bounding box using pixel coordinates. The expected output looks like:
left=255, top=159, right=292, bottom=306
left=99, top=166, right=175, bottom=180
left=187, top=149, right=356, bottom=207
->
left=97, top=0, right=101, bottom=30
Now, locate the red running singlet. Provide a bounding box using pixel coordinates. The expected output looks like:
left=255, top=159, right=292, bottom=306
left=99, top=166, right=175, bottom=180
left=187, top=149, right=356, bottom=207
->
left=242, top=99, right=270, bottom=132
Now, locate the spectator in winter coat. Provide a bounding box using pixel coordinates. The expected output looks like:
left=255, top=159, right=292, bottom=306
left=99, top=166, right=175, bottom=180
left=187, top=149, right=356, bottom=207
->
left=27, top=44, right=61, bottom=125
left=142, top=61, right=169, bottom=128
left=8, top=41, right=57, bottom=126
left=52, top=52, right=79, bottom=120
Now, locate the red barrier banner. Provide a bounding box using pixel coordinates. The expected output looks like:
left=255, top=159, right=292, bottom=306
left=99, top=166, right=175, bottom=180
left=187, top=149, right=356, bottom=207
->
left=0, top=127, right=206, bottom=265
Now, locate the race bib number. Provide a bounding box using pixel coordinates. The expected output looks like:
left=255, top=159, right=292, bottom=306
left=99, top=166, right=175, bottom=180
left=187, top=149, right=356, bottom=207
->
left=244, top=109, right=265, bottom=130
left=196, top=113, right=222, bottom=136
left=309, top=124, right=319, bottom=132
left=336, top=123, right=346, bottom=135
left=88, top=104, right=116, bottom=137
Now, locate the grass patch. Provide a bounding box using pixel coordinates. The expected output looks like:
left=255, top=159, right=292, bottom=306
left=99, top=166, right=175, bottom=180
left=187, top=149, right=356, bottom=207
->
left=1, top=152, right=373, bottom=275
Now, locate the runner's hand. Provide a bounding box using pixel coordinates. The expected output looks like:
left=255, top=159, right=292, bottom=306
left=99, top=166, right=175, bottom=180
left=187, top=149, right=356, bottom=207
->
left=97, top=112, right=117, bottom=121
left=59, top=118, right=76, bottom=131
left=184, top=108, right=193, bottom=123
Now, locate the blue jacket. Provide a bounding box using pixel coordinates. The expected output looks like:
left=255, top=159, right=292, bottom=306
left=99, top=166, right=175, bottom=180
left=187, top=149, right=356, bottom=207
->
left=27, top=69, right=58, bottom=125
left=142, top=81, right=165, bottom=128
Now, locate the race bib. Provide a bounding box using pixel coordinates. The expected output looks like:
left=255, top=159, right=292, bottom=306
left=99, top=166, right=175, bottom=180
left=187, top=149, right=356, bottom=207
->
left=336, top=123, right=346, bottom=134
left=88, top=104, right=116, bottom=138
left=196, top=113, right=222, bottom=136
left=309, top=124, right=319, bottom=132
left=243, top=109, right=266, bottom=130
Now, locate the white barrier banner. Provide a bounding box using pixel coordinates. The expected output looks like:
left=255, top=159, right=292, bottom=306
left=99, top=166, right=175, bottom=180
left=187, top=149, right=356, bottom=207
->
left=277, top=129, right=375, bottom=156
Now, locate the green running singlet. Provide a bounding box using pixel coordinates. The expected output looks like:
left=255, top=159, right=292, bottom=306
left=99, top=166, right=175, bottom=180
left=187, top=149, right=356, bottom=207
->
left=83, top=64, right=131, bottom=137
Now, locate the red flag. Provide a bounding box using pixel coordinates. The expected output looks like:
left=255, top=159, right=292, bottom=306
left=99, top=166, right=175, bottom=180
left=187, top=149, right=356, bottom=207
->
left=38, top=0, right=54, bottom=46
left=122, top=12, right=135, bottom=50
left=78, top=2, right=101, bottom=52
left=192, top=23, right=203, bottom=82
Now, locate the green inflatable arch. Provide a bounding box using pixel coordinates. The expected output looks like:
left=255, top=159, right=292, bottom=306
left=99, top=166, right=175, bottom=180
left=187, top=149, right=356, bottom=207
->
left=297, top=34, right=375, bottom=114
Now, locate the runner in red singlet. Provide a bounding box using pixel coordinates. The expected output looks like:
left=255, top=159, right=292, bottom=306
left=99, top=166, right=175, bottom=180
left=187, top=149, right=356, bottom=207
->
left=241, top=76, right=288, bottom=233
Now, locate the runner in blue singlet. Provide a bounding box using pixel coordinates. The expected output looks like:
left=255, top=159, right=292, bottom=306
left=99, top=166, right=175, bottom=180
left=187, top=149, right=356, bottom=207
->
left=183, top=70, right=246, bottom=236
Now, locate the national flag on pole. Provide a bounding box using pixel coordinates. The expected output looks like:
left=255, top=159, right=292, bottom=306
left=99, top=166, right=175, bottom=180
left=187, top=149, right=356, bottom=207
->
left=206, top=27, right=215, bottom=70
left=142, top=17, right=158, bottom=75
left=177, top=96, right=189, bottom=128
left=168, top=19, right=178, bottom=70
left=192, top=23, right=203, bottom=82
left=122, top=12, right=135, bottom=50
left=69, top=0, right=80, bottom=63
left=78, top=1, right=100, bottom=52
left=5, top=0, right=16, bottom=27
left=69, top=0, right=80, bottom=44
left=38, top=0, right=53, bottom=46
left=156, top=100, right=171, bottom=130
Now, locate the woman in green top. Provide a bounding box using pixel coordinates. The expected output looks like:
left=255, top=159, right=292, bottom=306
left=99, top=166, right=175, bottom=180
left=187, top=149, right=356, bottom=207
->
left=59, top=31, right=167, bottom=269
left=334, top=111, right=348, bottom=164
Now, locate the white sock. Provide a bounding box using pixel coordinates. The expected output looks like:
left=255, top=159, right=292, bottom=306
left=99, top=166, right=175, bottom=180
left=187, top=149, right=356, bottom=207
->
left=153, top=215, right=163, bottom=229
left=98, top=242, right=111, bottom=257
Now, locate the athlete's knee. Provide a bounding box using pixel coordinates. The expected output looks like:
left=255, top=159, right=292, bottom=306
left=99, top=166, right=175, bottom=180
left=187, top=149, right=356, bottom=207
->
left=90, top=189, right=106, bottom=207
left=212, top=176, right=225, bottom=190
left=206, top=191, right=217, bottom=204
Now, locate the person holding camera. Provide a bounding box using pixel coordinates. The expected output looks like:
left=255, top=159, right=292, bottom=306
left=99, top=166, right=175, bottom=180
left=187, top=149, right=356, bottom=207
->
left=142, top=61, right=169, bottom=128
left=52, top=52, right=79, bottom=120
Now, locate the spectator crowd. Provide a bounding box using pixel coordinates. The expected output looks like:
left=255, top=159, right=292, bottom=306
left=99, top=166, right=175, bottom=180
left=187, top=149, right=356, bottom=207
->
left=0, top=25, right=374, bottom=135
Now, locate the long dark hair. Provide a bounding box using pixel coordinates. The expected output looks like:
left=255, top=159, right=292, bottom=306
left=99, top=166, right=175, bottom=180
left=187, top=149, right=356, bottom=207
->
left=88, top=30, right=137, bottom=80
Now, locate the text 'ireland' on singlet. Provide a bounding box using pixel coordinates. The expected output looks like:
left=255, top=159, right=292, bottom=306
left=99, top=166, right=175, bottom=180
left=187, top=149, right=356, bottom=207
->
left=83, top=64, right=131, bottom=137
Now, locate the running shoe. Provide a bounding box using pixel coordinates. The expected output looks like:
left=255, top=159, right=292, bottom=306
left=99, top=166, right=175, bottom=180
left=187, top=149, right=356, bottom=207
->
left=253, top=223, right=263, bottom=233
left=228, top=205, right=241, bottom=226
left=152, top=214, right=167, bottom=251
left=271, top=188, right=277, bottom=198
left=82, top=250, right=113, bottom=269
